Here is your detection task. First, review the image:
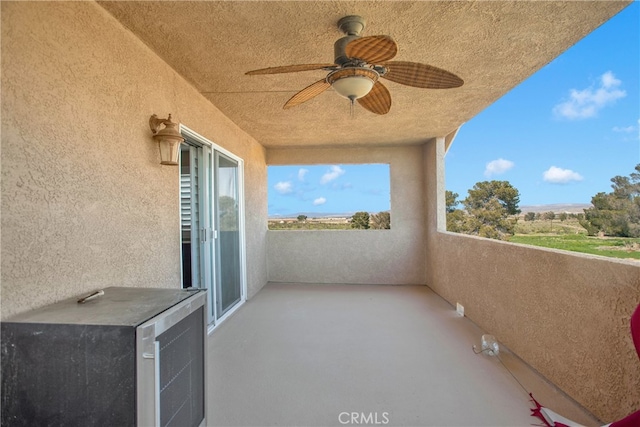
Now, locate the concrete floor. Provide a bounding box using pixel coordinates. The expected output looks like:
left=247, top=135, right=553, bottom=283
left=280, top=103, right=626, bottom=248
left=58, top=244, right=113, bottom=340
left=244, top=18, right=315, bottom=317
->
left=207, top=283, right=601, bottom=427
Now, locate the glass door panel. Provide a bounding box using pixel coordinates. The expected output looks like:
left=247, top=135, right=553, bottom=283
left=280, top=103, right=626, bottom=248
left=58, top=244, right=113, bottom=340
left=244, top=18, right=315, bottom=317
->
left=215, top=153, right=242, bottom=318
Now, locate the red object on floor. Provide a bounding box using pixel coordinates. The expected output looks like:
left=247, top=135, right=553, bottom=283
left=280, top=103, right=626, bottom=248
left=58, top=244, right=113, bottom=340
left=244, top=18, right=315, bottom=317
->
left=530, top=393, right=569, bottom=427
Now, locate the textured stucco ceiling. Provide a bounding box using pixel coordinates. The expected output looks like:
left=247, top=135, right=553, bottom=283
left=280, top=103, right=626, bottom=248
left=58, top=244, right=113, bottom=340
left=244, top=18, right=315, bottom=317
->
left=99, top=1, right=630, bottom=148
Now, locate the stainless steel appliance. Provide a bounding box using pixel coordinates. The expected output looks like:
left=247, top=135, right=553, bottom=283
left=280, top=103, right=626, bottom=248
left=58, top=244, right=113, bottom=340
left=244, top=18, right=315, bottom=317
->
left=1, top=287, right=207, bottom=427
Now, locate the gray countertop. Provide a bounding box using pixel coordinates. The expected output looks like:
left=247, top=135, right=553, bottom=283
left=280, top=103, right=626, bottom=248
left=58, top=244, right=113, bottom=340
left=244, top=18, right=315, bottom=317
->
left=4, top=287, right=205, bottom=327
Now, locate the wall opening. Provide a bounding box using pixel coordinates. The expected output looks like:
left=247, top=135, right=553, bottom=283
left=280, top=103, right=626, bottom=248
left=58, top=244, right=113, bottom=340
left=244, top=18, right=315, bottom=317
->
left=268, top=164, right=391, bottom=230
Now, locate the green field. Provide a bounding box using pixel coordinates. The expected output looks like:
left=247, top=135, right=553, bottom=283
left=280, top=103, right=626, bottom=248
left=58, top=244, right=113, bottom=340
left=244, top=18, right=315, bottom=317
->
left=509, top=233, right=640, bottom=260
left=510, top=217, right=640, bottom=260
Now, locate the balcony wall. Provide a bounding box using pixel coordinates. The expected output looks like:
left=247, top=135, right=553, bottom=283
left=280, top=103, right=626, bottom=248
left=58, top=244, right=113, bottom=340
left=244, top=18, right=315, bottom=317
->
left=423, top=140, right=640, bottom=422
left=267, top=146, right=426, bottom=285
left=427, top=233, right=640, bottom=422
left=1, top=2, right=268, bottom=319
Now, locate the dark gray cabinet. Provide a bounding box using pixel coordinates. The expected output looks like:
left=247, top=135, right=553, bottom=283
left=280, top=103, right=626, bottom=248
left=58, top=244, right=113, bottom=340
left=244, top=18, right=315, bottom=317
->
left=1, top=287, right=207, bottom=427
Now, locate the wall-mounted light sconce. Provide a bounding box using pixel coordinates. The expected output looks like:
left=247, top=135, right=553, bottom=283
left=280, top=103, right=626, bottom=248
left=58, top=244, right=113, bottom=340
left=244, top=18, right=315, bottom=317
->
left=149, top=114, right=184, bottom=165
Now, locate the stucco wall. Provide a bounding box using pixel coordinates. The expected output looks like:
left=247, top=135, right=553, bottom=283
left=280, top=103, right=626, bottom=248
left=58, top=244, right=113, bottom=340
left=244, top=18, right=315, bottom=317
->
left=267, top=146, right=426, bottom=285
left=422, top=141, right=640, bottom=421
left=1, top=2, right=268, bottom=319
left=428, top=233, right=640, bottom=421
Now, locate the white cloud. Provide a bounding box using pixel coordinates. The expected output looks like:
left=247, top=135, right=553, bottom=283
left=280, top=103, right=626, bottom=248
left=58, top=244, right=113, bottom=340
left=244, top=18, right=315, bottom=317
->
left=298, top=168, right=308, bottom=181
left=612, top=125, right=635, bottom=133
left=274, top=181, right=293, bottom=194
left=484, top=158, right=514, bottom=177
left=320, top=165, right=345, bottom=184
left=313, top=197, right=326, bottom=206
left=542, top=166, right=584, bottom=184
left=553, top=71, right=626, bottom=120
left=601, top=71, right=621, bottom=89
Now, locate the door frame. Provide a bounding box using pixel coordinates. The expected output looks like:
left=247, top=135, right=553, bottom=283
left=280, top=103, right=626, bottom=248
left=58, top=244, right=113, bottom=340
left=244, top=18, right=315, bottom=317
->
left=179, top=125, right=247, bottom=332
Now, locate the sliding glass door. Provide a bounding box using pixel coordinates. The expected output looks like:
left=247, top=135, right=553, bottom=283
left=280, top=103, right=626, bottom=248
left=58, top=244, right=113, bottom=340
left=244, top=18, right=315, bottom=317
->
left=179, top=132, right=245, bottom=326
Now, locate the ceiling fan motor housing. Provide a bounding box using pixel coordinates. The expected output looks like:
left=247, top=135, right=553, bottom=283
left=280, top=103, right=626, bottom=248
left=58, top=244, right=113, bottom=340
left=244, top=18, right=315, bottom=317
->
left=334, top=35, right=360, bottom=66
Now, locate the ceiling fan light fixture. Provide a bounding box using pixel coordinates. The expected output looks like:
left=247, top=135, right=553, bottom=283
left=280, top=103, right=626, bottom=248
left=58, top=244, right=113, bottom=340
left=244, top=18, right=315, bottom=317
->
left=327, top=68, right=379, bottom=100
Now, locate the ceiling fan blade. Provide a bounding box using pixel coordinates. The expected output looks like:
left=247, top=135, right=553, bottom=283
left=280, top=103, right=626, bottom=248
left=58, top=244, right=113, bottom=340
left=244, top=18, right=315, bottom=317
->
left=381, top=61, right=464, bottom=88
left=357, top=81, right=391, bottom=115
left=345, top=35, right=398, bottom=63
left=283, top=79, right=331, bottom=109
left=246, top=63, right=336, bottom=75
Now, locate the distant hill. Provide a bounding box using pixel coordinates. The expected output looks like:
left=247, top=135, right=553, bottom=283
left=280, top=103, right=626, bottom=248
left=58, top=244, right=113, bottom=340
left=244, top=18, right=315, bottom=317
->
left=519, top=203, right=591, bottom=214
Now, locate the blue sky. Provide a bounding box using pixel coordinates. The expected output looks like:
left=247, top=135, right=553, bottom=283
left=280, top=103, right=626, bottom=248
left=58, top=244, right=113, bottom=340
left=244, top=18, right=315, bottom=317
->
left=446, top=2, right=639, bottom=206
left=269, top=3, right=639, bottom=216
left=268, top=164, right=390, bottom=216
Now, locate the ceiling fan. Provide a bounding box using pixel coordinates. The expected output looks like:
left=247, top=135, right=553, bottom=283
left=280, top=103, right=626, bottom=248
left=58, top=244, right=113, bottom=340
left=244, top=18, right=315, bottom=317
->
left=245, top=15, right=464, bottom=115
